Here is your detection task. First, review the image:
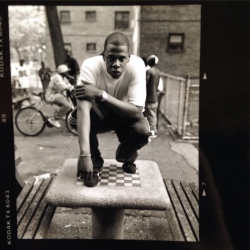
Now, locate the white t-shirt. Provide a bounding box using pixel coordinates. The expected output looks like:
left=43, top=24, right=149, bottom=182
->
left=16, top=65, right=30, bottom=89
left=45, top=73, right=72, bottom=102
left=77, top=55, right=146, bottom=107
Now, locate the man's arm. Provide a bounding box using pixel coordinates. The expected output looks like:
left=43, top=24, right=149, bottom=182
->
left=102, top=94, right=143, bottom=119
left=75, top=82, right=143, bottom=120
left=77, top=99, right=93, bottom=180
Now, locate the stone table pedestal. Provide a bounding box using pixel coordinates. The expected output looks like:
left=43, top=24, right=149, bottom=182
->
left=45, top=159, right=170, bottom=239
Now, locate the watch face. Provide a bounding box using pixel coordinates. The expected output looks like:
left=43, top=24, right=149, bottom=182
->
left=101, top=91, right=107, bottom=101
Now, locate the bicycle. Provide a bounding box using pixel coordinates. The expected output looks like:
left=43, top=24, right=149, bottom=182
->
left=15, top=89, right=78, bottom=136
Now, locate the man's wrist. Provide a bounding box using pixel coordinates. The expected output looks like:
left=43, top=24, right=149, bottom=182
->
left=79, top=153, right=91, bottom=157
left=97, top=90, right=103, bottom=101
left=80, top=149, right=91, bottom=155
left=100, top=90, right=108, bottom=102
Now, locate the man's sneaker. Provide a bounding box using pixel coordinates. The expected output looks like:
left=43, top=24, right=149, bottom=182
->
left=48, top=118, right=61, bottom=128
left=150, top=130, right=157, bottom=139
left=122, top=163, right=136, bottom=174
left=54, top=120, right=61, bottom=128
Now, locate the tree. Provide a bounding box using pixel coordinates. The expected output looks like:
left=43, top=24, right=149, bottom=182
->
left=45, top=6, right=66, bottom=68
left=8, top=6, right=46, bottom=61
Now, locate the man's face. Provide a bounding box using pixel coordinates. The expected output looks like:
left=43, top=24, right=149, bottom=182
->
left=103, top=44, right=130, bottom=79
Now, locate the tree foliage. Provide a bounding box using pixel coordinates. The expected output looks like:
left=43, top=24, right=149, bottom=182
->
left=8, top=6, right=46, bottom=60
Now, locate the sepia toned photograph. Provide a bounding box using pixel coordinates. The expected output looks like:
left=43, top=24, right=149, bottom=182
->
left=1, top=1, right=249, bottom=249
left=1, top=0, right=249, bottom=249
left=9, top=4, right=201, bottom=241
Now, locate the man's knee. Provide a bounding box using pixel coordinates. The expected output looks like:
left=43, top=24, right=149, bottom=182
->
left=133, top=117, right=150, bottom=143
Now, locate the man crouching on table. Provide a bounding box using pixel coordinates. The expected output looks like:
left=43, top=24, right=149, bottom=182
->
left=68, top=32, right=151, bottom=187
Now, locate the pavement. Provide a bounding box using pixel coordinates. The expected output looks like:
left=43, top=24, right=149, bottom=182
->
left=13, top=101, right=198, bottom=241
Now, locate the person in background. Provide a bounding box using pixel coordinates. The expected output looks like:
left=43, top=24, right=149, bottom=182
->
left=144, top=55, right=161, bottom=138
left=38, top=61, right=52, bottom=93
left=64, top=50, right=80, bottom=86
left=45, top=64, right=74, bottom=128
left=156, top=75, right=165, bottom=130
left=68, top=32, right=151, bottom=187
left=15, top=59, right=30, bottom=97
left=142, top=55, right=165, bottom=130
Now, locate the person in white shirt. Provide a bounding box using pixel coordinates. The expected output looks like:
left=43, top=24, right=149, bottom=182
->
left=45, top=64, right=73, bottom=128
left=144, top=55, right=161, bottom=138
left=15, top=59, right=30, bottom=97
left=68, top=32, right=150, bottom=187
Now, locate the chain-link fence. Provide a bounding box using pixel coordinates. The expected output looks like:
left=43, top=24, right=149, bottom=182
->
left=159, top=73, right=199, bottom=140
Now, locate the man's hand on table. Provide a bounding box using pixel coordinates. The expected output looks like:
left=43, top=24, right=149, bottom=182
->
left=77, top=156, right=98, bottom=187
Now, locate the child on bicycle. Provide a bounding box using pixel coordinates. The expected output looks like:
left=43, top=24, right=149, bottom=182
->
left=45, top=64, right=74, bottom=128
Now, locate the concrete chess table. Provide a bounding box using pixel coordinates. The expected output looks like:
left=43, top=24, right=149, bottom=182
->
left=45, top=159, right=170, bottom=239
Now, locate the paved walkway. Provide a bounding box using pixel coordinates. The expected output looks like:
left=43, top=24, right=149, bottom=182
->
left=14, top=110, right=198, bottom=240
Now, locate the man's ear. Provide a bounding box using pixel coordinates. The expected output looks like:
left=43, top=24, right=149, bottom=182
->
left=101, top=51, right=105, bottom=61
left=128, top=53, right=131, bottom=63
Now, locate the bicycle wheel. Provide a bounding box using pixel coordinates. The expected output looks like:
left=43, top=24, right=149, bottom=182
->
left=65, top=110, right=78, bottom=136
left=15, top=107, right=46, bottom=136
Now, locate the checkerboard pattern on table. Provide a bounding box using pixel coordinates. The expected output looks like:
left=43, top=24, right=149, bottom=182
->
left=76, top=163, right=141, bottom=187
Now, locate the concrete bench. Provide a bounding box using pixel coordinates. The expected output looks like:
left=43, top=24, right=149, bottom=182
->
left=164, top=179, right=199, bottom=241
left=45, top=159, right=170, bottom=239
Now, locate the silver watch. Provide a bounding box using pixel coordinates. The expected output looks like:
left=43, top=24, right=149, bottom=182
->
left=100, top=91, right=108, bottom=102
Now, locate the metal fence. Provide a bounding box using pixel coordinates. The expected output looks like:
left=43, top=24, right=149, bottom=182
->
left=159, top=73, right=199, bottom=140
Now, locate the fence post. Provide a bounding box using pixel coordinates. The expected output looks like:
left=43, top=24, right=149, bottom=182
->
left=177, top=78, right=185, bottom=135
left=182, top=75, right=190, bottom=139
left=163, top=75, right=169, bottom=117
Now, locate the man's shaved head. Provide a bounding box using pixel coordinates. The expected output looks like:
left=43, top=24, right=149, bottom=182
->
left=101, top=32, right=131, bottom=79
left=101, top=32, right=130, bottom=54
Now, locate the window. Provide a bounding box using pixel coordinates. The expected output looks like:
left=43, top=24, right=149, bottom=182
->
left=86, top=11, right=96, bottom=21
left=60, top=11, right=71, bottom=23
left=167, top=33, right=185, bottom=53
left=87, top=43, right=96, bottom=51
left=115, top=12, right=129, bottom=29
left=64, top=43, right=72, bottom=55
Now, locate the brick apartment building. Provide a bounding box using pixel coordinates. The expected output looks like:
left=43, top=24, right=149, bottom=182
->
left=140, top=5, right=201, bottom=77
left=45, top=6, right=140, bottom=70
left=45, top=5, right=200, bottom=78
